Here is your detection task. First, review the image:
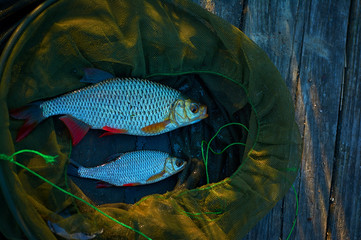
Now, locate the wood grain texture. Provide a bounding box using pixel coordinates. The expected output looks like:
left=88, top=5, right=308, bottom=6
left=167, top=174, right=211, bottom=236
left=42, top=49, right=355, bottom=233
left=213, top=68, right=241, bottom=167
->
left=194, top=0, right=245, bottom=27
left=191, top=0, right=361, bottom=239
left=326, top=0, right=361, bottom=239
left=241, top=1, right=304, bottom=239
left=290, top=1, right=350, bottom=239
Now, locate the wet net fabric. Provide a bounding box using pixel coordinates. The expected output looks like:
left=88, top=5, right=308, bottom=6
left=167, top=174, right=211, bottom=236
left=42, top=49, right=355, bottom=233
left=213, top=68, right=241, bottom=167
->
left=0, top=0, right=302, bottom=239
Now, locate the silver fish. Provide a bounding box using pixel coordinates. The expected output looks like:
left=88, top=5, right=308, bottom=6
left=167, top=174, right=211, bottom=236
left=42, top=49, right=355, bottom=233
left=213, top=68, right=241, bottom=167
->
left=68, top=150, right=186, bottom=187
left=10, top=68, right=208, bottom=145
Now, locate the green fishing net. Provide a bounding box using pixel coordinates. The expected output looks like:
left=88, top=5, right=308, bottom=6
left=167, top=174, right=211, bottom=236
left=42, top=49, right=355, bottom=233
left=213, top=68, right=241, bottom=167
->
left=0, top=0, right=302, bottom=239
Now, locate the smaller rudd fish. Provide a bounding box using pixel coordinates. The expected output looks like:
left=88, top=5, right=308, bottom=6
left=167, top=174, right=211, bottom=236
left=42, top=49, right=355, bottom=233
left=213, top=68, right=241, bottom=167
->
left=68, top=150, right=186, bottom=187
left=10, top=68, right=208, bottom=145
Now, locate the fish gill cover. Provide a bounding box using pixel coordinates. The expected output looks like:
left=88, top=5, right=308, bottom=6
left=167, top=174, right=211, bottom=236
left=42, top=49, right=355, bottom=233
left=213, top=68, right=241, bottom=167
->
left=0, top=0, right=301, bottom=239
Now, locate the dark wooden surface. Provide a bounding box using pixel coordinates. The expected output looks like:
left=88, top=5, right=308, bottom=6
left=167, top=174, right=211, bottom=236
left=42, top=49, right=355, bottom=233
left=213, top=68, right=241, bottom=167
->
left=192, top=0, right=361, bottom=239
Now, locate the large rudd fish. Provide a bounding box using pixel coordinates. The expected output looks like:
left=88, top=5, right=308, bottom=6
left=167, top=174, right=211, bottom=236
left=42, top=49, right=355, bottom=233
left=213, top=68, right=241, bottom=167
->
left=10, top=68, right=208, bottom=145
left=67, top=150, right=186, bottom=187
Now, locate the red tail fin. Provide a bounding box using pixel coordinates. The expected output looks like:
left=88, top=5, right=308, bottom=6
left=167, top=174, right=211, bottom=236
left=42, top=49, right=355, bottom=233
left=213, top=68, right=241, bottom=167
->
left=10, top=101, right=46, bottom=142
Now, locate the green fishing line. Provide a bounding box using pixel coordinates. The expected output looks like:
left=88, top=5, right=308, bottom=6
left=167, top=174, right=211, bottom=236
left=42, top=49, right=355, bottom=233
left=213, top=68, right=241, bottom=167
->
left=201, top=122, right=249, bottom=184
left=1, top=71, right=299, bottom=239
left=138, top=122, right=249, bottom=221
left=0, top=150, right=152, bottom=240
left=0, top=147, right=298, bottom=239
left=0, top=149, right=58, bottom=164
left=200, top=124, right=300, bottom=238
left=286, top=185, right=299, bottom=240
left=148, top=71, right=298, bottom=239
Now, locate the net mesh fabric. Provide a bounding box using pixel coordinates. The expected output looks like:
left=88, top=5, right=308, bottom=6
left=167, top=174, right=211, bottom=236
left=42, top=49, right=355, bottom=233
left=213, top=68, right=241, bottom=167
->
left=0, top=0, right=301, bottom=239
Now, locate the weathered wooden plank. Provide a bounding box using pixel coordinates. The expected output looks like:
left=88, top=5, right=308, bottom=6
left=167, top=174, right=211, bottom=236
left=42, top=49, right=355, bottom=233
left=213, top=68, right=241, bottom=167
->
left=191, top=1, right=303, bottom=239
left=293, top=1, right=350, bottom=239
left=191, top=1, right=302, bottom=239
left=242, top=0, right=351, bottom=239
left=326, top=0, right=361, bottom=239
left=240, top=1, right=304, bottom=239
left=192, top=0, right=353, bottom=239
left=194, top=0, right=245, bottom=27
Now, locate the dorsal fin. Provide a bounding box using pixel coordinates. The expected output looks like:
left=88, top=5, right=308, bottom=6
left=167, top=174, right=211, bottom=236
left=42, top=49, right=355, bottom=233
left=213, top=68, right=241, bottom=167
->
left=103, top=153, right=124, bottom=163
left=81, top=68, right=115, bottom=83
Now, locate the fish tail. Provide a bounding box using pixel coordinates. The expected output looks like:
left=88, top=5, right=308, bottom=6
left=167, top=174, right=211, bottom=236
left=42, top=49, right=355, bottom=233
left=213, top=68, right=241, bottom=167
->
left=67, top=159, right=81, bottom=177
left=10, top=101, right=46, bottom=142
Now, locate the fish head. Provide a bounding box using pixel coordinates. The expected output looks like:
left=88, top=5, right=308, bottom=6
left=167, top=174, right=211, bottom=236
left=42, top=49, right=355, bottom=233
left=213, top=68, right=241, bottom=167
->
left=171, top=98, right=208, bottom=127
left=165, top=157, right=186, bottom=174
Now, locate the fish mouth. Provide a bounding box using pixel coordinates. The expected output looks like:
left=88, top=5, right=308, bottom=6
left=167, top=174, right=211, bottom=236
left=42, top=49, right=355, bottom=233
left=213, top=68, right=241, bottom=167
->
left=198, top=105, right=208, bottom=120
left=190, top=105, right=208, bottom=122
left=200, top=113, right=208, bottom=119
left=179, top=160, right=187, bottom=170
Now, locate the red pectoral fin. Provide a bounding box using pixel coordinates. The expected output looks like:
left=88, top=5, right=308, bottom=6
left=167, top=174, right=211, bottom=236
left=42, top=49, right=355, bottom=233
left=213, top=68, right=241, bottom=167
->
left=99, top=126, right=127, bottom=137
left=59, top=115, right=90, bottom=146
left=96, top=181, right=114, bottom=188
left=141, top=120, right=170, bottom=134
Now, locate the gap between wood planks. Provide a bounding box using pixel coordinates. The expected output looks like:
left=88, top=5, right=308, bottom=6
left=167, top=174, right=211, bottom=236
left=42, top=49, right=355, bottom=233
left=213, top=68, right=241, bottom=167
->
left=326, top=0, right=360, bottom=239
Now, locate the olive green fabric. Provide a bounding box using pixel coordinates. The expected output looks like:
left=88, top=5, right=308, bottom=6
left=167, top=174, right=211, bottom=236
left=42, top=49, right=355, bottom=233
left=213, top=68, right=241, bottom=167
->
left=0, top=0, right=301, bottom=239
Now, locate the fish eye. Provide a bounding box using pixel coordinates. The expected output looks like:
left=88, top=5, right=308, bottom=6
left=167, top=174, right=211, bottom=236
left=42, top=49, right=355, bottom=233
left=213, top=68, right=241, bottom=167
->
left=175, top=159, right=183, bottom=167
left=190, top=104, right=199, bottom=113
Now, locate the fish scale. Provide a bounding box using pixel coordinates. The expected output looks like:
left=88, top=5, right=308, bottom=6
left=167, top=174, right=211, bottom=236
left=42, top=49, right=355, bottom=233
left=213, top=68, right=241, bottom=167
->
left=41, top=78, right=181, bottom=135
left=75, top=150, right=185, bottom=186
left=10, top=68, right=208, bottom=145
